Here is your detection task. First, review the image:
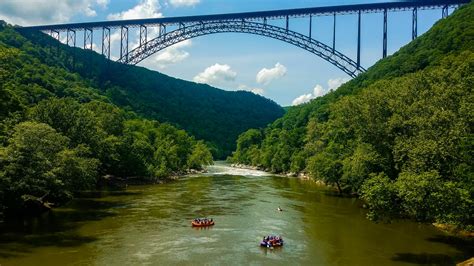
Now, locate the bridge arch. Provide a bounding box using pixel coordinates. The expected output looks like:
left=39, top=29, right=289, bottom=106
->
left=119, top=20, right=366, bottom=78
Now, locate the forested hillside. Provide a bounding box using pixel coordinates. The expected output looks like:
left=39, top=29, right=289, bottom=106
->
left=4, top=26, right=284, bottom=158
left=0, top=21, right=214, bottom=216
left=230, top=3, right=473, bottom=229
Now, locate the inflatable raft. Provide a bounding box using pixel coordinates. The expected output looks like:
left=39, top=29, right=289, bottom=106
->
left=260, top=236, right=284, bottom=248
left=192, top=218, right=214, bottom=227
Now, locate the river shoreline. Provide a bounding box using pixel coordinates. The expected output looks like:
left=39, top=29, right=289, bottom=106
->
left=229, top=162, right=474, bottom=238
left=0, top=167, right=209, bottom=221
left=100, top=168, right=208, bottom=187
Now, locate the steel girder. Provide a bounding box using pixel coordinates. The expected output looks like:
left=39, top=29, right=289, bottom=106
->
left=119, top=20, right=365, bottom=78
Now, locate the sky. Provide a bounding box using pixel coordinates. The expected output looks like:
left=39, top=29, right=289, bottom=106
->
left=0, top=0, right=451, bottom=106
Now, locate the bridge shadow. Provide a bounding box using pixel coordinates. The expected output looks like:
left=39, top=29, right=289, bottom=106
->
left=0, top=191, right=137, bottom=259
left=391, top=234, right=474, bottom=265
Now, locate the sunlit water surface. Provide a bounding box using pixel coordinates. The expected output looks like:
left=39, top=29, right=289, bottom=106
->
left=0, top=162, right=472, bottom=265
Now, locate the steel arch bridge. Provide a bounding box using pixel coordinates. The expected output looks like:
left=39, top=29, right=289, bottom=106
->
left=19, top=0, right=470, bottom=78
left=122, top=20, right=365, bottom=77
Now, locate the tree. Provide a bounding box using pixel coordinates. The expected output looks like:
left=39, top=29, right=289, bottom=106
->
left=342, top=143, right=383, bottom=194
left=53, top=144, right=99, bottom=192
left=0, top=122, right=99, bottom=212
left=360, top=173, right=400, bottom=221
left=188, top=141, right=213, bottom=170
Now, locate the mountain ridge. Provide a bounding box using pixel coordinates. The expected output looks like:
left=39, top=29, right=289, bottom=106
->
left=5, top=23, right=285, bottom=158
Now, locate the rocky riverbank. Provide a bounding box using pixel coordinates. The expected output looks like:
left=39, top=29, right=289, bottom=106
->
left=432, top=223, right=474, bottom=238
left=229, top=163, right=325, bottom=185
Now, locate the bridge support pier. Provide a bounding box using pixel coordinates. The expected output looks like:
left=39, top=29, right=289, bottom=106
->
left=83, top=28, right=93, bottom=70
left=159, top=24, right=166, bottom=41
left=309, top=15, right=312, bottom=40
left=383, top=8, right=387, bottom=58
left=120, top=26, right=129, bottom=61
left=357, top=10, right=361, bottom=70
left=179, top=22, right=186, bottom=34
left=83, top=28, right=93, bottom=50
left=332, top=13, right=336, bottom=53
left=67, top=29, right=76, bottom=68
left=50, top=29, right=60, bottom=41
left=50, top=30, right=60, bottom=54
left=140, top=25, right=147, bottom=50
left=67, top=29, right=76, bottom=47
left=412, top=8, right=418, bottom=40
left=442, top=5, right=449, bottom=18
left=102, top=27, right=110, bottom=60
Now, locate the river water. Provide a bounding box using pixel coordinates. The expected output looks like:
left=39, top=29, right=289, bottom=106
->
left=0, top=162, right=472, bottom=265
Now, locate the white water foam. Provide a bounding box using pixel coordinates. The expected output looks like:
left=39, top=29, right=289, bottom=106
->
left=206, top=161, right=270, bottom=177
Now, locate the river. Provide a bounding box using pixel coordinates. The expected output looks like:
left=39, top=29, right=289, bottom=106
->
left=0, top=162, right=472, bottom=265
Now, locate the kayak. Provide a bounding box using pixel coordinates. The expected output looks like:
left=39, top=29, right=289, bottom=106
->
left=192, top=220, right=215, bottom=227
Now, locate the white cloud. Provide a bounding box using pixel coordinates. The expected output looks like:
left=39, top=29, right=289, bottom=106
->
left=107, top=0, right=163, bottom=20
left=292, top=77, right=350, bottom=106
left=313, top=84, right=324, bottom=98
left=168, top=0, right=200, bottom=7
left=141, top=40, right=192, bottom=69
left=193, top=64, right=237, bottom=86
left=92, top=43, right=101, bottom=53
left=96, top=0, right=109, bottom=8
left=106, top=0, right=171, bottom=62
left=59, top=35, right=68, bottom=44
left=0, top=0, right=104, bottom=26
left=292, top=94, right=314, bottom=106
left=106, top=0, right=196, bottom=67
left=84, top=7, right=97, bottom=17
left=292, top=84, right=325, bottom=106
left=110, top=31, right=122, bottom=44
left=251, top=88, right=265, bottom=95
left=256, top=62, right=287, bottom=85
left=238, top=85, right=264, bottom=95
left=327, top=77, right=350, bottom=91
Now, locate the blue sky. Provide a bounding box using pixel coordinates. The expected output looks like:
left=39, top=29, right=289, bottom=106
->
left=0, top=0, right=450, bottom=106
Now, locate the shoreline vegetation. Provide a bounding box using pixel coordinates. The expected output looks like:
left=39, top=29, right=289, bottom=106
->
left=0, top=21, right=214, bottom=219
left=0, top=15, right=282, bottom=219
left=229, top=3, right=473, bottom=232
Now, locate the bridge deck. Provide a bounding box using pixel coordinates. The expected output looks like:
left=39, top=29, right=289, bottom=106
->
left=19, top=0, right=469, bottom=31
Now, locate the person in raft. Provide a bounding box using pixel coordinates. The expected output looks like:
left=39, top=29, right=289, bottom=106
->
left=261, top=235, right=284, bottom=247
left=193, top=218, right=213, bottom=224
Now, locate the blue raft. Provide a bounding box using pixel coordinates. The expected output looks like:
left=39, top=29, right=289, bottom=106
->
left=260, top=235, right=284, bottom=248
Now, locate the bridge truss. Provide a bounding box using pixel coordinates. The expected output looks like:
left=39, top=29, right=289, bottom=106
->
left=19, top=0, right=470, bottom=78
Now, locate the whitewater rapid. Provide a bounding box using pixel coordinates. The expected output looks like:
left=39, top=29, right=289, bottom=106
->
left=205, top=161, right=270, bottom=177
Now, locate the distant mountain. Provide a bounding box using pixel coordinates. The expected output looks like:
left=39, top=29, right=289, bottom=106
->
left=3, top=24, right=284, bottom=158
left=0, top=21, right=218, bottom=214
